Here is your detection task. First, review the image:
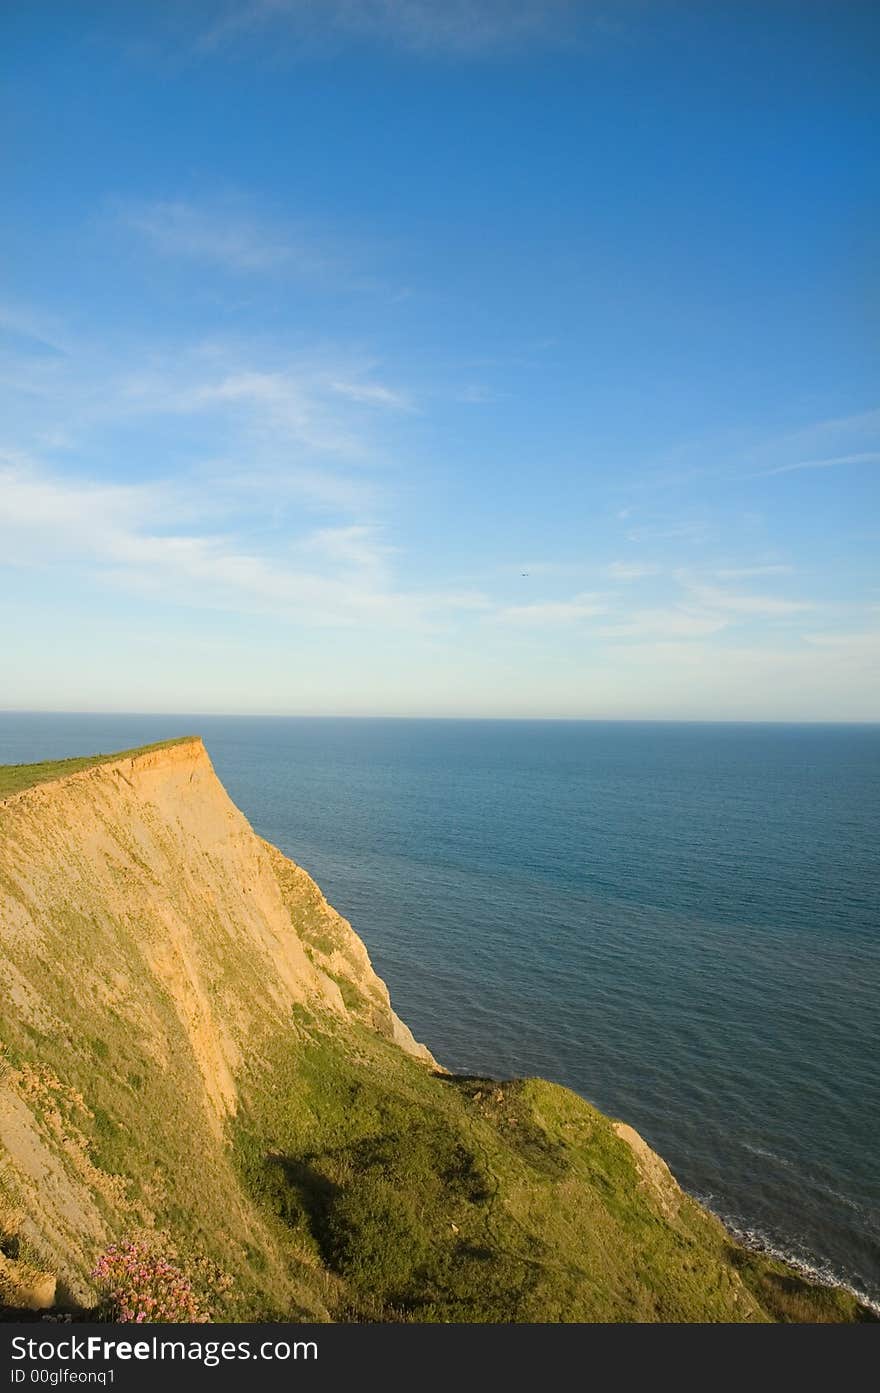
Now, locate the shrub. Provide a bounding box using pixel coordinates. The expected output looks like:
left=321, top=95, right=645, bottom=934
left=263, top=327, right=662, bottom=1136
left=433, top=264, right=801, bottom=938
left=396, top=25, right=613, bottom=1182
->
left=91, top=1241, right=207, bottom=1323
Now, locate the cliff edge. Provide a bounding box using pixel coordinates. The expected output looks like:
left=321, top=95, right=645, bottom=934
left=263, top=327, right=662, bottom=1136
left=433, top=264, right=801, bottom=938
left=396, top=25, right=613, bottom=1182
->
left=0, top=740, right=870, bottom=1322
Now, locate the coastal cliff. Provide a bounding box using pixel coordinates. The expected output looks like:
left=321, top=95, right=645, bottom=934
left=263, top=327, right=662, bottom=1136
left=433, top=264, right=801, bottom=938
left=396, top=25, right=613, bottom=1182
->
left=0, top=740, right=869, bottom=1322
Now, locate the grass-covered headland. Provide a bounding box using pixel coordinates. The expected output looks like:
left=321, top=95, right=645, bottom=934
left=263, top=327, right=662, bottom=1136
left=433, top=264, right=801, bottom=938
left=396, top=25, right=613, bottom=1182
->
left=233, top=1015, right=873, bottom=1322
left=0, top=738, right=198, bottom=799
left=0, top=740, right=874, bottom=1323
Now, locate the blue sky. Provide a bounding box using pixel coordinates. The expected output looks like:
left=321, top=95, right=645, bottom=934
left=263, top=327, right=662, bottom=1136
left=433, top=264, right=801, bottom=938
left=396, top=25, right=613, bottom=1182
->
left=2, top=1, right=878, bottom=718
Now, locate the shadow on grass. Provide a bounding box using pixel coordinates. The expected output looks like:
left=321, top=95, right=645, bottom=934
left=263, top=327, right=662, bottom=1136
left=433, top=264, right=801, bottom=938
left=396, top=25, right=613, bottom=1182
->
left=726, top=1245, right=879, bottom=1323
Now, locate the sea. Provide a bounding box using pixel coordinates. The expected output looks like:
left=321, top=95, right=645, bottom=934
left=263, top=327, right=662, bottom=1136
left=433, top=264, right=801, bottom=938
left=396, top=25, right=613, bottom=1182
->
left=1, top=713, right=878, bottom=1306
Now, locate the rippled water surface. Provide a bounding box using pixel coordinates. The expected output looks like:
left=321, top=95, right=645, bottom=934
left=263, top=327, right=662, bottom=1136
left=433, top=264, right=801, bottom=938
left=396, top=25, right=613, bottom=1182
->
left=2, top=714, right=878, bottom=1300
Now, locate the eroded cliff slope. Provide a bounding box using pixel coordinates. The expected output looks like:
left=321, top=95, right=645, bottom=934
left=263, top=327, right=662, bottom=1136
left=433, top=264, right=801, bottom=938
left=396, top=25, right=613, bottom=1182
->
left=0, top=740, right=869, bottom=1322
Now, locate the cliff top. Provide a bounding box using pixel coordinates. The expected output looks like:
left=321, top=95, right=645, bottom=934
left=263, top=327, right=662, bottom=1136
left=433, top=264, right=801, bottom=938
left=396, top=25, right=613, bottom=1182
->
left=0, top=736, right=201, bottom=800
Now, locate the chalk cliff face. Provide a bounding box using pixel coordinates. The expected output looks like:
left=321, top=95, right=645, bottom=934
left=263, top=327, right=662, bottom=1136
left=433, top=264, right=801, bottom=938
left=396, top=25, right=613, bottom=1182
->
left=0, top=741, right=870, bottom=1322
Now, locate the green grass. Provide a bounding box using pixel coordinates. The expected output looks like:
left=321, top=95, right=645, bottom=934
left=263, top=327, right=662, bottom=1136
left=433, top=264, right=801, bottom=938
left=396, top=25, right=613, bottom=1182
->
left=232, top=1014, right=875, bottom=1323
left=0, top=737, right=200, bottom=799
left=728, top=1247, right=873, bottom=1323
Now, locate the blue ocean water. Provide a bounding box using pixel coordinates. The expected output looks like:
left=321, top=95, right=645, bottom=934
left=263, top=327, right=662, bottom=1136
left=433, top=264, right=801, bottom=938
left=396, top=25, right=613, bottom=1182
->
left=1, top=713, right=878, bottom=1303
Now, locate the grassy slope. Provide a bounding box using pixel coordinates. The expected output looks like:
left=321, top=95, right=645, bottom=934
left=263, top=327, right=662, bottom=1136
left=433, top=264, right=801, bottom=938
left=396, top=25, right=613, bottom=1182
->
left=0, top=739, right=199, bottom=799
left=0, top=745, right=872, bottom=1323
left=234, top=1013, right=871, bottom=1323
left=2, top=994, right=869, bottom=1323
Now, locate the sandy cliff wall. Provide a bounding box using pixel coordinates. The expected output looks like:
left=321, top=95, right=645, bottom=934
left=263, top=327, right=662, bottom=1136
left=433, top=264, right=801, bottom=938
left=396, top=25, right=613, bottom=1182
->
left=0, top=739, right=430, bottom=1307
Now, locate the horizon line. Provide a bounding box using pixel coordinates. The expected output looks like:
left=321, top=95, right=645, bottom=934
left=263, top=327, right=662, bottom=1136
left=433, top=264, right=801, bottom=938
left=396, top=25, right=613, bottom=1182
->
left=2, top=709, right=879, bottom=728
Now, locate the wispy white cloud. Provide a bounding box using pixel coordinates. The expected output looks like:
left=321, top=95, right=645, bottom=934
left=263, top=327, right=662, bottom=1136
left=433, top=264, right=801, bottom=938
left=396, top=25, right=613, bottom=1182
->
left=755, top=451, right=880, bottom=478
left=151, top=365, right=387, bottom=455
left=196, top=461, right=370, bottom=514
left=514, top=560, right=588, bottom=579
left=0, top=323, right=412, bottom=506
left=0, top=457, right=486, bottom=630
left=683, top=582, right=813, bottom=617
left=454, top=384, right=500, bottom=405
left=200, top=0, right=580, bottom=56
left=622, top=406, right=880, bottom=499
left=329, top=379, right=412, bottom=409
left=500, top=592, right=606, bottom=625
left=714, top=564, right=793, bottom=579
left=624, top=520, right=710, bottom=545
left=294, top=524, right=392, bottom=571
left=605, top=560, right=659, bottom=581
left=0, top=302, right=69, bottom=358
left=597, top=609, right=727, bottom=641
left=802, top=630, right=880, bottom=651
left=772, top=406, right=880, bottom=446
left=740, top=407, right=880, bottom=480
left=0, top=318, right=427, bottom=610
left=118, top=198, right=335, bottom=276
left=492, top=563, right=818, bottom=641
left=113, top=195, right=402, bottom=297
